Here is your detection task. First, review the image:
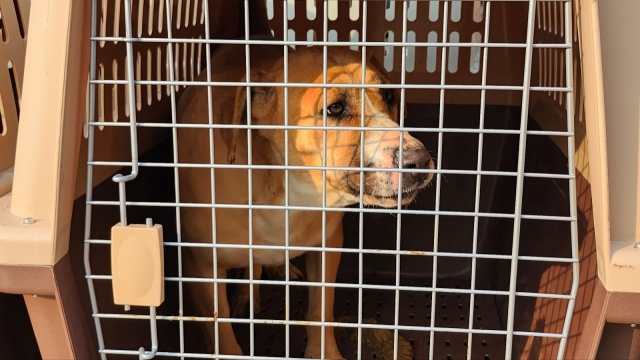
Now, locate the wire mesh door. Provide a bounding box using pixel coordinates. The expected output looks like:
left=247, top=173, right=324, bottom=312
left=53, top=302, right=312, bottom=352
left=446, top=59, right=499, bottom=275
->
left=84, top=0, right=580, bottom=359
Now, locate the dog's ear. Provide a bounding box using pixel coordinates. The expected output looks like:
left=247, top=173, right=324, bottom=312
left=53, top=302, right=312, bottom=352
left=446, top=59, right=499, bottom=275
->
left=366, top=51, right=392, bottom=83
left=249, top=84, right=276, bottom=120
left=227, top=71, right=276, bottom=164
left=365, top=52, right=407, bottom=121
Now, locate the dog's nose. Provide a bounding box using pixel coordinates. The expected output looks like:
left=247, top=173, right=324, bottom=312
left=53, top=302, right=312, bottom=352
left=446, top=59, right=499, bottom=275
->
left=393, top=146, right=432, bottom=180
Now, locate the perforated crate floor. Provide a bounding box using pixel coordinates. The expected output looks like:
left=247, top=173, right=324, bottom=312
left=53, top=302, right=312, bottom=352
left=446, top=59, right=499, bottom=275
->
left=232, top=275, right=504, bottom=360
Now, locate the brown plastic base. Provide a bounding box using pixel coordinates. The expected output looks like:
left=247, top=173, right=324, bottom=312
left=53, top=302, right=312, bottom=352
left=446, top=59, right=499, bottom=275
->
left=0, top=254, right=96, bottom=360
left=576, top=277, right=640, bottom=359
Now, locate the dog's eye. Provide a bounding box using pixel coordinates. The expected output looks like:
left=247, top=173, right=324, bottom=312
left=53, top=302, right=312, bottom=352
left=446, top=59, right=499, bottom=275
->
left=384, top=89, right=395, bottom=103
left=326, top=102, right=345, bottom=116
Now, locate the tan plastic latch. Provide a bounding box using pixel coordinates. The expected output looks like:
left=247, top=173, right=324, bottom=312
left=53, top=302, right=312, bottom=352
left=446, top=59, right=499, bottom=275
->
left=111, top=220, right=164, bottom=307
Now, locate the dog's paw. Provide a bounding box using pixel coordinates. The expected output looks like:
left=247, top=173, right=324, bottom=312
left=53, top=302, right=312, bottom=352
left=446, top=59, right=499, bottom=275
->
left=229, top=287, right=261, bottom=318
left=264, top=262, right=305, bottom=281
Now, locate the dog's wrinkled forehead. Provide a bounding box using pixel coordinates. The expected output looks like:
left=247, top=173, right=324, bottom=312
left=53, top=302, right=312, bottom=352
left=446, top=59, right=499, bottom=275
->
left=327, top=62, right=387, bottom=84
left=271, top=47, right=390, bottom=84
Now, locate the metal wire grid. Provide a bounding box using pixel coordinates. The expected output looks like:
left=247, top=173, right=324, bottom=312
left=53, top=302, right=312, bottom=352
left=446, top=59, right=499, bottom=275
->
left=83, top=0, right=579, bottom=359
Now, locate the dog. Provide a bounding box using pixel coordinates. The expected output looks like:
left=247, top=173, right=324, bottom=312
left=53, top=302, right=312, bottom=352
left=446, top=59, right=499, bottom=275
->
left=177, top=43, right=434, bottom=358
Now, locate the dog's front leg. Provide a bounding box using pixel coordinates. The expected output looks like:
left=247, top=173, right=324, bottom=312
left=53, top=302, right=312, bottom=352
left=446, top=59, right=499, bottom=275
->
left=216, top=269, right=244, bottom=356
left=230, top=264, right=263, bottom=318
left=184, top=265, right=243, bottom=355
left=304, top=223, right=345, bottom=359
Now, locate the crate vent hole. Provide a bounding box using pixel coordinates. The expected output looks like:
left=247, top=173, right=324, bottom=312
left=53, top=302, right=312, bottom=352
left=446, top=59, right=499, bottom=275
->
left=445, top=340, right=451, bottom=346
left=458, top=304, right=463, bottom=309
left=8, top=61, right=20, bottom=117
left=383, top=31, right=394, bottom=71
left=0, top=8, right=6, bottom=42
left=376, top=312, right=381, bottom=318
left=0, top=94, right=4, bottom=136
left=482, top=340, right=487, bottom=346
left=443, top=315, right=448, bottom=320
left=485, top=355, right=490, bottom=360
left=287, top=29, right=296, bottom=49
left=464, top=341, right=468, bottom=346
left=349, top=30, right=360, bottom=51
left=477, top=316, right=482, bottom=321
left=460, top=315, right=465, bottom=321
left=442, top=304, right=447, bottom=309
left=409, top=313, right=414, bottom=319
left=446, top=355, right=452, bottom=360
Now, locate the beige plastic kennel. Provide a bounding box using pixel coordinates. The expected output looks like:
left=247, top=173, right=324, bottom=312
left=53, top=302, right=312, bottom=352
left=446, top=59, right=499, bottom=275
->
left=0, top=0, right=639, bottom=359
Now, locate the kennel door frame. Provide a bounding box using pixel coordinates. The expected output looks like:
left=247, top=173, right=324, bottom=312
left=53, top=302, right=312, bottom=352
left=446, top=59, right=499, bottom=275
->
left=84, top=1, right=582, bottom=359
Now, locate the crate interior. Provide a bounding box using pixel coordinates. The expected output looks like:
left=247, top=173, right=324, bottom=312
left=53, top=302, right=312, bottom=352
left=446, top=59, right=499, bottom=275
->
left=75, top=1, right=588, bottom=359
left=75, top=103, right=586, bottom=359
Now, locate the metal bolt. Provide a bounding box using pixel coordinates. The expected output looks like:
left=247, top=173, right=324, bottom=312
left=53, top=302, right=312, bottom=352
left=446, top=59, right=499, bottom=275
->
left=23, top=217, right=35, bottom=225
left=632, top=324, right=637, bottom=328
left=32, top=294, right=38, bottom=298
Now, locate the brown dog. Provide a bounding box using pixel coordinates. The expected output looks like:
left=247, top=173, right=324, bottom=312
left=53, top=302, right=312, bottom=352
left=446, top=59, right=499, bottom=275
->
left=177, top=43, right=434, bottom=358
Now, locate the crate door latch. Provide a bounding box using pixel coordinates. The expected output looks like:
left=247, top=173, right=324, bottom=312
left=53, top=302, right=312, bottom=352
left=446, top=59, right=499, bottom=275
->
left=111, top=217, right=163, bottom=359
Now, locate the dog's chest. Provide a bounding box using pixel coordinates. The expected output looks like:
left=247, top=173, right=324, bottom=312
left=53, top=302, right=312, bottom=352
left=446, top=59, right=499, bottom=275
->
left=252, top=196, right=343, bottom=265
left=250, top=210, right=339, bottom=265
left=254, top=209, right=341, bottom=247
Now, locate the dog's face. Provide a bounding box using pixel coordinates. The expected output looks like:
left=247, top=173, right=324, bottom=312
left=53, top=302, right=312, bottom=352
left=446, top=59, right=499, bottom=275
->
left=250, top=47, right=434, bottom=208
